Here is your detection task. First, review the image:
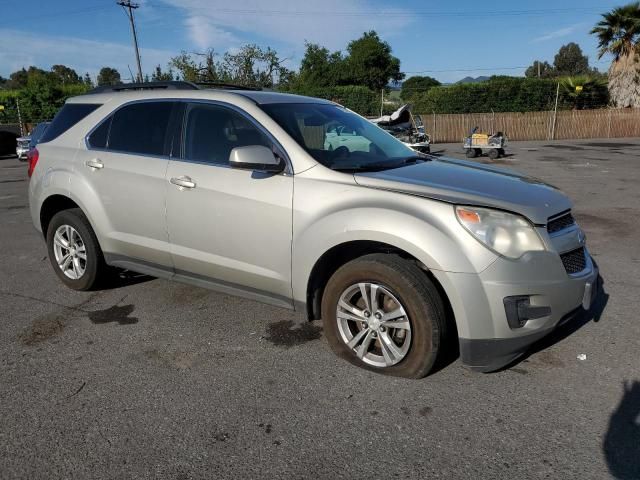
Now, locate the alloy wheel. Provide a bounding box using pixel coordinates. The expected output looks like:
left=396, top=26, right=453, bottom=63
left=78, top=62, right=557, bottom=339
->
left=52, top=225, right=87, bottom=280
left=336, top=282, right=412, bottom=367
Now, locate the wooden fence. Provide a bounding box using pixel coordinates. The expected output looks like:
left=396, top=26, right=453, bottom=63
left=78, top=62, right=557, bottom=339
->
left=418, top=108, right=640, bottom=143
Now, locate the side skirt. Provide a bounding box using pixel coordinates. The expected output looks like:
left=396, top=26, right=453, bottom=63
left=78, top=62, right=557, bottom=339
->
left=104, top=253, right=295, bottom=311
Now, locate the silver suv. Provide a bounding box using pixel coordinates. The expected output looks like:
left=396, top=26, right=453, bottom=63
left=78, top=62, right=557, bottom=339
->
left=28, top=82, right=599, bottom=378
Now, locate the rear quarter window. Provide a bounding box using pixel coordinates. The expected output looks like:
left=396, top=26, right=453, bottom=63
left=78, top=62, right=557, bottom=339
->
left=87, top=116, right=112, bottom=149
left=39, top=103, right=101, bottom=143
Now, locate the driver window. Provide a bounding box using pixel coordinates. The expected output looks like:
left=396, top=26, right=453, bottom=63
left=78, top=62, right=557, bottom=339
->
left=184, top=103, right=271, bottom=165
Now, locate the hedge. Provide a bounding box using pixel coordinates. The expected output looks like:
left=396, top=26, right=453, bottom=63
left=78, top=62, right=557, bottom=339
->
left=412, top=77, right=608, bottom=114
left=285, top=85, right=384, bottom=116
left=0, top=84, right=90, bottom=124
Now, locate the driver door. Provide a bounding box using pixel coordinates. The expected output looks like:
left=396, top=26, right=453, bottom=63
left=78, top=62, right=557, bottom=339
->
left=165, top=102, right=294, bottom=306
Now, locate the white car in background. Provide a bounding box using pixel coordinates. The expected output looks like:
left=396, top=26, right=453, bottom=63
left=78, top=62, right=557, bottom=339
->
left=324, top=123, right=371, bottom=153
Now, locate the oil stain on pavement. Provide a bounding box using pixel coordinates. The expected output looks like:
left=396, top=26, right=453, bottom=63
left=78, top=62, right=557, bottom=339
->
left=20, top=313, right=66, bottom=345
left=88, top=304, right=138, bottom=325
left=264, top=320, right=322, bottom=347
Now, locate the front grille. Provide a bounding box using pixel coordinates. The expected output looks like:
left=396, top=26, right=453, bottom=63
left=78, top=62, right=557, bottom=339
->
left=560, top=247, right=586, bottom=274
left=547, top=211, right=575, bottom=234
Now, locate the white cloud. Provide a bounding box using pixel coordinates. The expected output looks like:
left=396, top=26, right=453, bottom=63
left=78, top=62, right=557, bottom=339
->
left=158, top=0, right=414, bottom=54
left=0, top=29, right=174, bottom=80
left=184, top=17, right=240, bottom=50
left=531, top=24, right=583, bottom=43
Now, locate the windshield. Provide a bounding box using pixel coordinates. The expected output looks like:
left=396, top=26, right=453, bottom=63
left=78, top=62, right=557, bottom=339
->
left=260, top=103, right=418, bottom=171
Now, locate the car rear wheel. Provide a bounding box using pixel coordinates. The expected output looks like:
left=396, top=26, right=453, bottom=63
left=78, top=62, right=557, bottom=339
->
left=46, top=208, right=108, bottom=291
left=465, top=148, right=477, bottom=158
left=321, top=254, right=446, bottom=378
left=488, top=148, right=500, bottom=160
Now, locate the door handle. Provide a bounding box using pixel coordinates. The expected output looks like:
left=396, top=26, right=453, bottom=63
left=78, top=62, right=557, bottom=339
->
left=85, top=159, right=104, bottom=170
left=170, top=176, right=196, bottom=189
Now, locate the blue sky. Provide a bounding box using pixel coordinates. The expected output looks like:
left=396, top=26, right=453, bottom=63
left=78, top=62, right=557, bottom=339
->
left=0, top=0, right=624, bottom=83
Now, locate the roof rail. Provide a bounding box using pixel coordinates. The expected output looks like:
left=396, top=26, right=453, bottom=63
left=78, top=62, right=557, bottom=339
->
left=195, top=82, right=262, bottom=91
left=87, top=81, right=200, bottom=94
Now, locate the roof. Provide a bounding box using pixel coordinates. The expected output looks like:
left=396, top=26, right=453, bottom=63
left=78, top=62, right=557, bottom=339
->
left=69, top=82, right=334, bottom=106
left=234, top=91, right=334, bottom=105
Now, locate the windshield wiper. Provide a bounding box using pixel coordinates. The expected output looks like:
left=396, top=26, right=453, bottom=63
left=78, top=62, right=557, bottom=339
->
left=330, top=155, right=428, bottom=172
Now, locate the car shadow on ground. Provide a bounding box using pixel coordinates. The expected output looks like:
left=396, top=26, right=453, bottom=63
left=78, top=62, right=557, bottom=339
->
left=100, top=269, right=155, bottom=290
left=604, top=380, right=640, bottom=479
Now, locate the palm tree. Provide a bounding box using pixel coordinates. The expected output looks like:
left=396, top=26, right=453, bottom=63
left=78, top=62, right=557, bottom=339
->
left=559, top=75, right=609, bottom=110
left=591, top=2, right=640, bottom=107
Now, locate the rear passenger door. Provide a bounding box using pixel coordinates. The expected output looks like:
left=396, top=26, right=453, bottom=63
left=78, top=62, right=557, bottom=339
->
left=80, top=100, right=183, bottom=268
left=165, top=102, right=293, bottom=306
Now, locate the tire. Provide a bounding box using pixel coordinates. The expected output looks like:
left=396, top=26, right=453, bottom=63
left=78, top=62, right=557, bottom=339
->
left=321, top=254, right=447, bottom=379
left=488, top=148, right=500, bottom=160
left=465, top=148, right=477, bottom=158
left=46, top=208, right=108, bottom=291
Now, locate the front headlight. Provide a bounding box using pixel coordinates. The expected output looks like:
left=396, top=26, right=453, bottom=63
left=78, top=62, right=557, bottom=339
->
left=455, top=206, right=545, bottom=259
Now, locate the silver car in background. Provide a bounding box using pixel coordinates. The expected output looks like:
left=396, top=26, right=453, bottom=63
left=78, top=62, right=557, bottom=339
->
left=16, top=122, right=50, bottom=161
left=16, top=136, right=30, bottom=160
left=27, top=82, right=599, bottom=378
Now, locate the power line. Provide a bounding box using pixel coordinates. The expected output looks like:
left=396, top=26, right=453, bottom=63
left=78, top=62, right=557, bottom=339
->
left=143, top=3, right=606, bottom=18
left=117, top=1, right=143, bottom=83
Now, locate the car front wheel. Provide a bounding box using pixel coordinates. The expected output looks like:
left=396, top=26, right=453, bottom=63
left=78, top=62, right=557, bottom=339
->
left=322, top=254, right=447, bottom=378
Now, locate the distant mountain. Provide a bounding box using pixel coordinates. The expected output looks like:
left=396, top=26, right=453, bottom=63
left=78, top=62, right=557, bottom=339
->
left=456, top=76, right=490, bottom=84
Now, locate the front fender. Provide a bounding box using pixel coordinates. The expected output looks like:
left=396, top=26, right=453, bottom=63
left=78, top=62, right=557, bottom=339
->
left=291, top=172, right=497, bottom=303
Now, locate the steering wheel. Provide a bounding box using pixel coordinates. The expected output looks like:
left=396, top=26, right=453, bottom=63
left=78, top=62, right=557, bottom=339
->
left=332, top=146, right=350, bottom=159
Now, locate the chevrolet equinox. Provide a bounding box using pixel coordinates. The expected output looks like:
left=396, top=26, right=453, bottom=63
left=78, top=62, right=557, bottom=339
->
left=27, top=82, right=599, bottom=378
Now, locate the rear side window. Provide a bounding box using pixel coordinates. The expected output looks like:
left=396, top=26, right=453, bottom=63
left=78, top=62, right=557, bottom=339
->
left=39, top=103, right=100, bottom=143
left=108, top=102, right=175, bottom=156
left=87, top=116, right=112, bottom=149
left=184, top=103, right=271, bottom=165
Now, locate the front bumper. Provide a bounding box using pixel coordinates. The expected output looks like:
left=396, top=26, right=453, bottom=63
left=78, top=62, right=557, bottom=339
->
left=432, top=248, right=599, bottom=372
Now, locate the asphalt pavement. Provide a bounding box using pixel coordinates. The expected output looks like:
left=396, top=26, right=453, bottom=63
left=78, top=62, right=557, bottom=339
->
left=0, top=138, right=639, bottom=479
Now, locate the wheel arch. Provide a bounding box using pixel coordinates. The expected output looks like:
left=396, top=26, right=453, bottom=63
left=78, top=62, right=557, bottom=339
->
left=39, top=194, right=83, bottom=237
left=304, top=240, right=455, bottom=331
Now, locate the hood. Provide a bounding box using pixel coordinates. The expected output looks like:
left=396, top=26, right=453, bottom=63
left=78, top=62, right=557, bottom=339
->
left=353, top=157, right=571, bottom=225
left=370, top=104, right=412, bottom=126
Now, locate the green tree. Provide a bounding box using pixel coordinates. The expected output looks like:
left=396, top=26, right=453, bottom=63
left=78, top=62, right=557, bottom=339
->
left=83, top=73, right=93, bottom=88
left=345, top=31, right=404, bottom=91
left=220, top=44, right=292, bottom=88
left=400, top=76, right=440, bottom=101
left=553, top=42, right=590, bottom=76
left=18, top=74, right=65, bottom=121
left=559, top=75, right=609, bottom=110
left=295, top=43, right=346, bottom=88
left=151, top=64, right=174, bottom=81
left=170, top=46, right=291, bottom=88
left=170, top=50, right=221, bottom=83
left=6, top=67, right=49, bottom=89
left=96, top=67, right=121, bottom=86
left=524, top=60, right=555, bottom=78
left=591, top=2, right=640, bottom=107
left=50, top=64, right=81, bottom=85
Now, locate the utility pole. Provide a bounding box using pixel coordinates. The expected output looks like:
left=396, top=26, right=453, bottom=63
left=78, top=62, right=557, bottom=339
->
left=551, top=82, right=560, bottom=140
left=117, top=1, right=143, bottom=82
left=537, top=61, right=541, bottom=78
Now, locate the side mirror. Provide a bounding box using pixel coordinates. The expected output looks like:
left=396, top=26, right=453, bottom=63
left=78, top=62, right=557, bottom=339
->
left=229, top=145, right=284, bottom=173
